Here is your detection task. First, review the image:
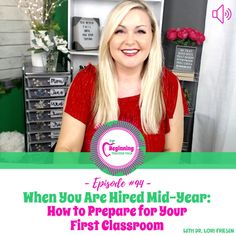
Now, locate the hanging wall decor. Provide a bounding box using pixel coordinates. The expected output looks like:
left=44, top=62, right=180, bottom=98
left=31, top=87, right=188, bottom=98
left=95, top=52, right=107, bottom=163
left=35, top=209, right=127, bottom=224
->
left=72, top=17, right=100, bottom=50
left=173, top=45, right=197, bottom=73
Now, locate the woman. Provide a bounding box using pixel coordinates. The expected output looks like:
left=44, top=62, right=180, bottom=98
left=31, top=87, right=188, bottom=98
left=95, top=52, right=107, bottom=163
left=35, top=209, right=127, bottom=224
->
left=55, top=0, right=188, bottom=152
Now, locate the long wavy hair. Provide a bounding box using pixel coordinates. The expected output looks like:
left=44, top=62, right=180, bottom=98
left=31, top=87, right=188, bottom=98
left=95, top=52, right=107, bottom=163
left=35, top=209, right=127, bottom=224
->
left=94, top=0, right=165, bottom=134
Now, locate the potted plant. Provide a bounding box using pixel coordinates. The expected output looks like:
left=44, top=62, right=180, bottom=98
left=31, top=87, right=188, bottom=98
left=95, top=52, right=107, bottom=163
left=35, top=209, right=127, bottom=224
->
left=166, top=27, right=206, bottom=46
left=29, top=31, right=69, bottom=71
left=165, top=27, right=206, bottom=72
left=17, top=0, right=68, bottom=68
left=17, top=0, right=65, bottom=30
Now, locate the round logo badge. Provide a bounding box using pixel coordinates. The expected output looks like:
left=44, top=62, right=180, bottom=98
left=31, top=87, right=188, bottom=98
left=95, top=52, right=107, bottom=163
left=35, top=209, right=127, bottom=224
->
left=90, top=121, right=146, bottom=175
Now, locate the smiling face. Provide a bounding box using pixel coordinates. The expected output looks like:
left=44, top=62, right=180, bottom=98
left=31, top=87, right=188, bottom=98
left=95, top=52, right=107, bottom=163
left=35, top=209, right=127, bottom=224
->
left=109, top=8, right=153, bottom=73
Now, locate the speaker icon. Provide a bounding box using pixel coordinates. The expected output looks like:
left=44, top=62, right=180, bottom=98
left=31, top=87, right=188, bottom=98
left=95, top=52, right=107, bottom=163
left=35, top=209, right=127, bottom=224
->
left=212, top=4, right=232, bottom=24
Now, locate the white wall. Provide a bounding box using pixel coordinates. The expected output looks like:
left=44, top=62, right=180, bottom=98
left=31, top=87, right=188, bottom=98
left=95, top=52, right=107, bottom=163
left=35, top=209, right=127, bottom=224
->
left=0, top=0, right=30, bottom=81
left=192, top=0, right=236, bottom=151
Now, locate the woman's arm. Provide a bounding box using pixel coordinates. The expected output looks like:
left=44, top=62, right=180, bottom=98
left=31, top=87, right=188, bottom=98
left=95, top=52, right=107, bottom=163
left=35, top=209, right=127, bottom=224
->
left=164, top=82, right=184, bottom=152
left=55, top=112, right=86, bottom=152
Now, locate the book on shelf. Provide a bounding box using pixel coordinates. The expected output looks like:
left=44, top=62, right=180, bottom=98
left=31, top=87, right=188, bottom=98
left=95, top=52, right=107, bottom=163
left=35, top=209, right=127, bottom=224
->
left=172, top=70, right=195, bottom=81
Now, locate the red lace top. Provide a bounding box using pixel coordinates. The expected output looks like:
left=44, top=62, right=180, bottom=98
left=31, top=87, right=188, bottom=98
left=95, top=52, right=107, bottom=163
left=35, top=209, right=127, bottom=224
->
left=65, top=64, right=188, bottom=152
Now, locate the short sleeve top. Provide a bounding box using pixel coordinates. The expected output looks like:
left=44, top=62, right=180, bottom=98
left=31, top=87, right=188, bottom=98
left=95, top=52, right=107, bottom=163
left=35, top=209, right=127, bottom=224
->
left=65, top=64, right=188, bottom=152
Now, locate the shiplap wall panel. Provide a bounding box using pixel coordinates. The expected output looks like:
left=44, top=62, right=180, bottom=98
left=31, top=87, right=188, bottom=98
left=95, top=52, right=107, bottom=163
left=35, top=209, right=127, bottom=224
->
left=0, top=68, right=22, bottom=79
left=0, top=57, right=25, bottom=70
left=0, top=0, right=30, bottom=80
left=0, top=6, right=29, bottom=20
left=0, top=0, right=16, bottom=5
left=0, top=45, right=30, bottom=58
left=0, top=21, right=30, bottom=32
left=0, top=33, right=29, bottom=45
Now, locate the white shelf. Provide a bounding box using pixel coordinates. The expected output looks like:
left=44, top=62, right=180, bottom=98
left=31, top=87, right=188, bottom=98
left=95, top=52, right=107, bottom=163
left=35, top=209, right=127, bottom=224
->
left=70, top=50, right=99, bottom=56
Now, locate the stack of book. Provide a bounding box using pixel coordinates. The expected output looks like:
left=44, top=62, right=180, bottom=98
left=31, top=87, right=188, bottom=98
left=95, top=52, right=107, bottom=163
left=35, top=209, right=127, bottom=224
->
left=172, top=71, right=195, bottom=81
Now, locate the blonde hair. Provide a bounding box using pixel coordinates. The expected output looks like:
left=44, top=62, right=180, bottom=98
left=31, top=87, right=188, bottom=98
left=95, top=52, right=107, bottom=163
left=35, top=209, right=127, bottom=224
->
left=94, top=0, right=165, bottom=134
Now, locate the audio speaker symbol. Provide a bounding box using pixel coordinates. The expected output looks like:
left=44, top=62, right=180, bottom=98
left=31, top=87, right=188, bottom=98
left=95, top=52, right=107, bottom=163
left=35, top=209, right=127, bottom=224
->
left=212, top=4, right=232, bottom=24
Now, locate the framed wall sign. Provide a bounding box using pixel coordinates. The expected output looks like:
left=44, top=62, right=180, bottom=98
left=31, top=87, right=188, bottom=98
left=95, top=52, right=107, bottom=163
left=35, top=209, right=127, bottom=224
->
left=173, top=45, right=197, bottom=72
left=72, top=17, right=100, bottom=51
